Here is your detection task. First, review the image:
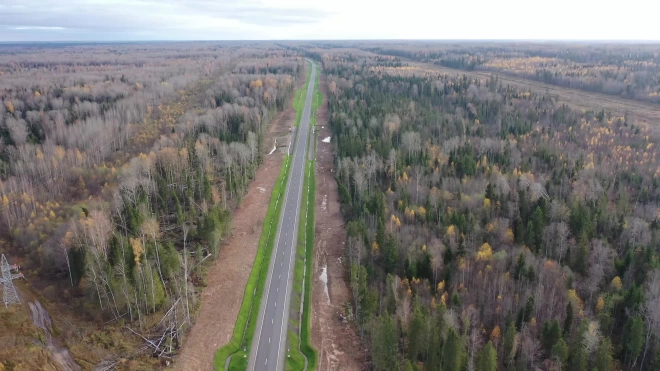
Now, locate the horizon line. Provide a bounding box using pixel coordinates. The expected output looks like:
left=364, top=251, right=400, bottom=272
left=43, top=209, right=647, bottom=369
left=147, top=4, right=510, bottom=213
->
left=1, top=38, right=660, bottom=44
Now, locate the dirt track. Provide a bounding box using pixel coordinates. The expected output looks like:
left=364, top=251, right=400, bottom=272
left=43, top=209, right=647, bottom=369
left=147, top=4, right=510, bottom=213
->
left=310, top=74, right=366, bottom=371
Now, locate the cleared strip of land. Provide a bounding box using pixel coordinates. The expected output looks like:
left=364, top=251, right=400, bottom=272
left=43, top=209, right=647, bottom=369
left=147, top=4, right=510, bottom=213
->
left=405, top=59, right=660, bottom=125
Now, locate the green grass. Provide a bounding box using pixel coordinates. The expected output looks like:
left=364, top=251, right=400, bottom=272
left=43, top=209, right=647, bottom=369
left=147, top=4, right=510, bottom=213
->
left=228, top=355, right=247, bottom=370
left=214, top=154, right=291, bottom=370
left=293, top=63, right=313, bottom=127
left=311, top=66, right=322, bottom=113
left=300, top=159, right=318, bottom=370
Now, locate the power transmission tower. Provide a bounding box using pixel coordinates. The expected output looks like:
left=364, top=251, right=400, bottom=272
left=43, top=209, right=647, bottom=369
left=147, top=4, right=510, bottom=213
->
left=1, top=254, right=23, bottom=307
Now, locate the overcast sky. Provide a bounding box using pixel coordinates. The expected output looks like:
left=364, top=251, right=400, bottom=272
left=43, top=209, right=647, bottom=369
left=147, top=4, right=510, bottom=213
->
left=0, top=0, right=658, bottom=42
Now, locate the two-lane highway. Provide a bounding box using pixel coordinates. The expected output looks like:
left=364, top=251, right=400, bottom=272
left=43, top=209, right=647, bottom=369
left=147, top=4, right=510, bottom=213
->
left=248, top=60, right=316, bottom=371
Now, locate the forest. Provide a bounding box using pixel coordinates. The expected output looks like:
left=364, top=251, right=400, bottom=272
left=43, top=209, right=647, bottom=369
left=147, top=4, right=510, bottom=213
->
left=3, top=40, right=660, bottom=371
left=311, top=45, right=660, bottom=371
left=0, top=42, right=303, bottom=369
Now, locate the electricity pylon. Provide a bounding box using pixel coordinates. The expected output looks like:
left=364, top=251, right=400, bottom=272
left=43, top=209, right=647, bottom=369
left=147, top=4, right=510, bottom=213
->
left=1, top=254, right=22, bottom=307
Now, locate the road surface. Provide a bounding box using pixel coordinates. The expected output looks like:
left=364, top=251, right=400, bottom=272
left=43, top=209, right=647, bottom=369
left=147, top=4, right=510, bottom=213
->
left=248, top=60, right=316, bottom=371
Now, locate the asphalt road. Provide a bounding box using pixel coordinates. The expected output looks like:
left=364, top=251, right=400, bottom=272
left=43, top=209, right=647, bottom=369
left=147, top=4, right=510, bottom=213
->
left=248, top=60, right=316, bottom=371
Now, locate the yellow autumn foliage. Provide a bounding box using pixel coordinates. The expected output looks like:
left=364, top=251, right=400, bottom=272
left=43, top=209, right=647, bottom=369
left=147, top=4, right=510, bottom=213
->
left=440, top=291, right=448, bottom=306
left=504, top=228, right=514, bottom=243
left=371, top=241, right=379, bottom=255
left=567, top=289, right=584, bottom=317
left=477, top=242, right=493, bottom=261
left=129, top=238, right=143, bottom=265
left=404, top=207, right=415, bottom=219
left=490, top=325, right=501, bottom=342
left=249, top=79, right=263, bottom=89
left=596, top=296, right=605, bottom=313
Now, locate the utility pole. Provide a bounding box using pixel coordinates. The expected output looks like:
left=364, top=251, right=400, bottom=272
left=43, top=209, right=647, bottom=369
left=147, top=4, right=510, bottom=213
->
left=1, top=254, right=23, bottom=307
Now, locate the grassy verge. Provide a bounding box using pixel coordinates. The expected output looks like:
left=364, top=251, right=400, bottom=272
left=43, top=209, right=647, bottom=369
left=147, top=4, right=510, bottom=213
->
left=293, top=64, right=313, bottom=127
left=300, top=158, right=318, bottom=369
left=311, top=66, right=322, bottom=113
left=213, top=154, right=291, bottom=370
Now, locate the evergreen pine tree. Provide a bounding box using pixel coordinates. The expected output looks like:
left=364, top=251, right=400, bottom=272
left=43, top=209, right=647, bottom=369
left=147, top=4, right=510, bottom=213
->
left=442, top=328, right=465, bottom=371
left=384, top=234, right=398, bottom=273
left=503, top=320, right=517, bottom=367
left=623, top=315, right=644, bottom=366
left=542, top=320, right=561, bottom=353
left=531, top=206, right=545, bottom=252
left=551, top=338, right=569, bottom=368
left=564, top=302, right=574, bottom=336
left=476, top=341, right=497, bottom=371
left=514, top=252, right=526, bottom=280
left=594, top=337, right=613, bottom=371
left=573, top=231, right=589, bottom=275
left=569, top=322, right=588, bottom=371
left=372, top=312, right=399, bottom=371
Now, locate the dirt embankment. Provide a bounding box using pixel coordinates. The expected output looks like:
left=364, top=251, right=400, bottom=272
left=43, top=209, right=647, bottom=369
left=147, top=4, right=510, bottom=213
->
left=310, top=74, right=367, bottom=370
left=174, top=94, right=296, bottom=371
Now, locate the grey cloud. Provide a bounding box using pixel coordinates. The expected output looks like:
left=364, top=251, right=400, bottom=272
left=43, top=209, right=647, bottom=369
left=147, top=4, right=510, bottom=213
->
left=0, top=0, right=331, bottom=40
left=175, top=0, right=330, bottom=25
